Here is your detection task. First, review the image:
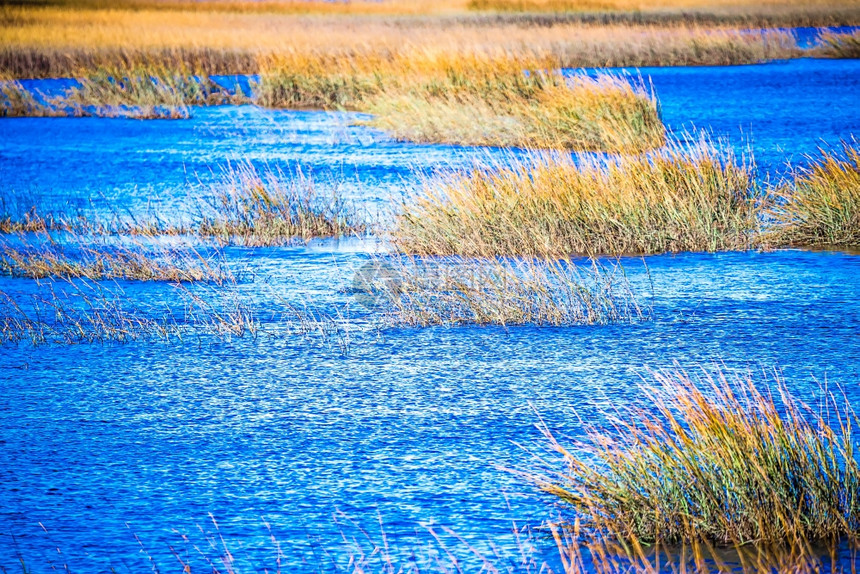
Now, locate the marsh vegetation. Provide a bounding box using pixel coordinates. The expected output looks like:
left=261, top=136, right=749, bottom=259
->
left=765, top=143, right=860, bottom=248
left=1, top=0, right=859, bottom=572
left=394, top=139, right=759, bottom=257
left=531, top=368, right=860, bottom=572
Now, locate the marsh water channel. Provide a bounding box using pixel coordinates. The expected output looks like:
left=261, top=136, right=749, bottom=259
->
left=0, top=57, right=859, bottom=571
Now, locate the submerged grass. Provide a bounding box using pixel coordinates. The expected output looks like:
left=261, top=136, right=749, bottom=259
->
left=394, top=139, right=757, bottom=257
left=764, top=142, right=860, bottom=248
left=361, top=255, right=647, bottom=327
left=0, top=279, right=177, bottom=345
left=530, top=367, right=860, bottom=570
left=0, top=233, right=227, bottom=282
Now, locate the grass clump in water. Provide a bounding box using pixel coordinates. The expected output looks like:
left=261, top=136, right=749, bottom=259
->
left=60, top=65, right=248, bottom=118
left=2, top=65, right=246, bottom=119
left=764, top=142, right=860, bottom=248
left=394, top=139, right=757, bottom=257
left=198, top=162, right=365, bottom=245
left=257, top=51, right=664, bottom=153
left=530, top=368, right=860, bottom=571
left=362, top=255, right=646, bottom=327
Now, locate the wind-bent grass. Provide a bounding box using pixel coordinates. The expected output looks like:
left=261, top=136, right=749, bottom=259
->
left=258, top=51, right=663, bottom=152
left=198, top=162, right=365, bottom=245
left=764, top=142, right=860, bottom=248
left=0, top=233, right=227, bottom=282
left=530, top=368, right=860, bottom=567
left=817, top=29, right=860, bottom=59
left=394, top=139, right=757, bottom=257
left=360, top=255, right=647, bottom=327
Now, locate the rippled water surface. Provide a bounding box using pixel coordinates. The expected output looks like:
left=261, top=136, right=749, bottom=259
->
left=1, top=57, right=859, bottom=571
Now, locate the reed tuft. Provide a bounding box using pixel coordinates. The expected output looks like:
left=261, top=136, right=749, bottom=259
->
left=764, top=142, right=860, bottom=248
left=394, top=139, right=758, bottom=257
left=531, top=368, right=860, bottom=558
left=198, top=162, right=364, bottom=245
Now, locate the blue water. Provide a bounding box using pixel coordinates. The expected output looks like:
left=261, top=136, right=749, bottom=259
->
left=1, top=58, right=859, bottom=571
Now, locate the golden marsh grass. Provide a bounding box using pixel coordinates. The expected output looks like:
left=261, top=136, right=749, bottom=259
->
left=2, top=0, right=839, bottom=149
left=258, top=51, right=663, bottom=151
left=764, top=142, right=860, bottom=248
left=393, top=139, right=758, bottom=257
